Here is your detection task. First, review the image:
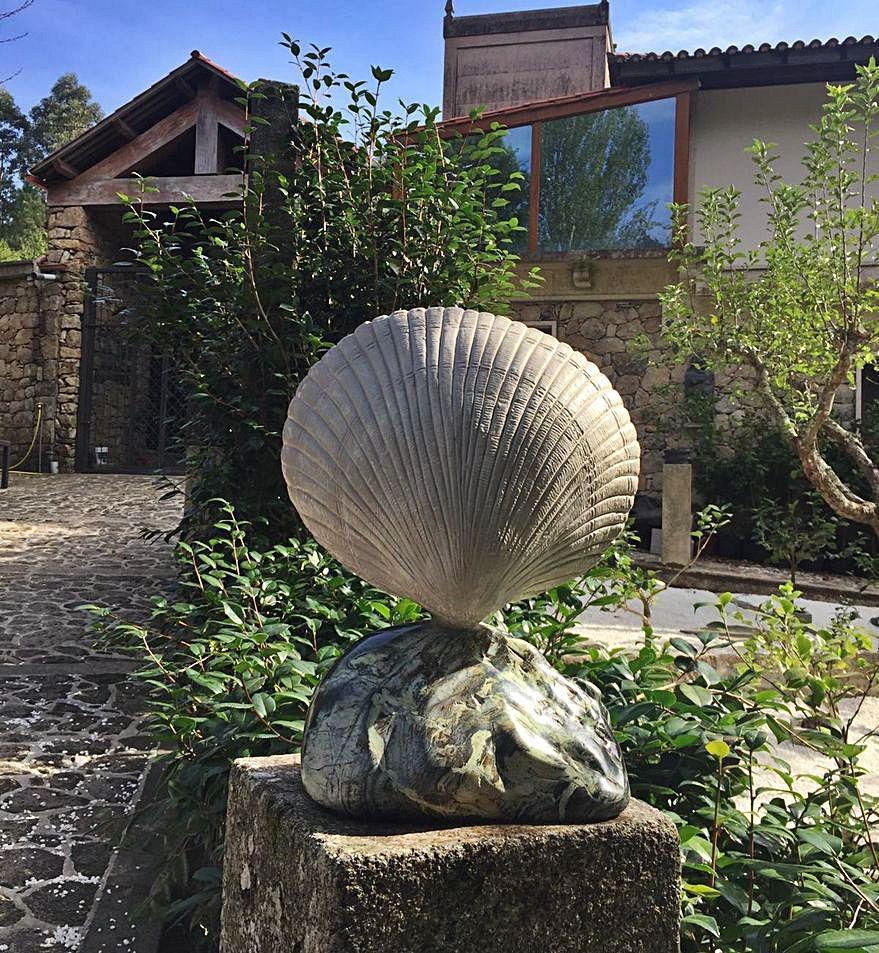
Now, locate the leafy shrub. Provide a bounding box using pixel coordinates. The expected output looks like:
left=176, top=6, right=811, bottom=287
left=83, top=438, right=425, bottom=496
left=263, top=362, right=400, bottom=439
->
left=94, top=509, right=879, bottom=952
left=122, top=41, right=538, bottom=540
left=91, top=503, right=425, bottom=936
left=523, top=587, right=879, bottom=952
left=681, top=393, right=879, bottom=577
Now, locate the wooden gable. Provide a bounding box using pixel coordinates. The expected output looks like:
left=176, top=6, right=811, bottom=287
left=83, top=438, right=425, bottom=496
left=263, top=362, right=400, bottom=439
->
left=30, top=52, right=247, bottom=208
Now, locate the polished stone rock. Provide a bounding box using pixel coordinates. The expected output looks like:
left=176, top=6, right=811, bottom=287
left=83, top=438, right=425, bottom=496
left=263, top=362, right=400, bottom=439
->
left=220, top=754, right=681, bottom=953
left=301, top=622, right=629, bottom=823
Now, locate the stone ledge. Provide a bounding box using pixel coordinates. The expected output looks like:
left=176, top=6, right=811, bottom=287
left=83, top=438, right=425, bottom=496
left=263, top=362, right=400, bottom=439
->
left=221, top=754, right=681, bottom=953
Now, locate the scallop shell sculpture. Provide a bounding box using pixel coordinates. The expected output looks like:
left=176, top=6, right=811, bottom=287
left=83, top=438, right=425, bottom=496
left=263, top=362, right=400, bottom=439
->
left=283, top=306, right=640, bottom=823
left=283, top=306, right=640, bottom=630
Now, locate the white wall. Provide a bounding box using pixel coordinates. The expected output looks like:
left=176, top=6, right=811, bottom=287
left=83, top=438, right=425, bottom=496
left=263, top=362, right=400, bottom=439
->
left=689, top=83, right=879, bottom=252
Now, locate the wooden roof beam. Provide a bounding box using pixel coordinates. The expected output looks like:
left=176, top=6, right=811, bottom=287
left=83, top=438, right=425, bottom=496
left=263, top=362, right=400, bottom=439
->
left=176, top=75, right=197, bottom=99
left=114, top=117, right=138, bottom=141
left=47, top=172, right=244, bottom=207
left=52, top=158, right=77, bottom=179
left=75, top=98, right=201, bottom=183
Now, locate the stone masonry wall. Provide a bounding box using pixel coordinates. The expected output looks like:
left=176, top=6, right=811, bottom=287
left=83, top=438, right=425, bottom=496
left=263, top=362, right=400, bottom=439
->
left=512, top=295, right=683, bottom=497
left=0, top=207, right=124, bottom=471
left=0, top=263, right=64, bottom=469
left=43, top=206, right=125, bottom=470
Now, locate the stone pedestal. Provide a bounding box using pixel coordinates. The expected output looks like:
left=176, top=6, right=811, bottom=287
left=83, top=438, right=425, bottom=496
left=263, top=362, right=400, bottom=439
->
left=220, top=755, right=681, bottom=953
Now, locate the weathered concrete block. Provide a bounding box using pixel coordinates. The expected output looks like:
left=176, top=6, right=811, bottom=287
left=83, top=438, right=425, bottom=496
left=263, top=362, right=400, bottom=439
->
left=221, top=755, right=681, bottom=953
left=661, top=460, right=693, bottom=566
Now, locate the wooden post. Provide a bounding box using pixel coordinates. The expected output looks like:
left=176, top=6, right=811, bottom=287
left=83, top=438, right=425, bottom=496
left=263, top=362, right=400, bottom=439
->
left=195, top=97, right=220, bottom=174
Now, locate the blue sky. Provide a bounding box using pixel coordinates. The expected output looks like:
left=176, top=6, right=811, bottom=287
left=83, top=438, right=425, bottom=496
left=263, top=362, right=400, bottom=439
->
left=4, top=0, right=878, bottom=115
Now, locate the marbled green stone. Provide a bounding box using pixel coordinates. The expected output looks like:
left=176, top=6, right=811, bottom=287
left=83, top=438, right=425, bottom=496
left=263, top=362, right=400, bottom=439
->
left=301, top=622, right=629, bottom=823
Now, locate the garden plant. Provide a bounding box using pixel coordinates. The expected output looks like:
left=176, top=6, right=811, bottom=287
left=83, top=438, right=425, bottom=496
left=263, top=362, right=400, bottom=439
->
left=661, top=59, right=879, bottom=536
left=121, top=38, right=537, bottom=539
left=91, top=507, right=879, bottom=952
left=96, top=42, right=879, bottom=953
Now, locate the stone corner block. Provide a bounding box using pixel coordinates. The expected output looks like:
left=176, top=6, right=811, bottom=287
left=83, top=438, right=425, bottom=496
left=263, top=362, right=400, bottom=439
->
left=220, top=754, right=681, bottom=953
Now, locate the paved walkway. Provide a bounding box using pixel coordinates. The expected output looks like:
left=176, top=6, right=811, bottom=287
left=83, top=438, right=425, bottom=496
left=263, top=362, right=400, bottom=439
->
left=0, top=474, right=182, bottom=952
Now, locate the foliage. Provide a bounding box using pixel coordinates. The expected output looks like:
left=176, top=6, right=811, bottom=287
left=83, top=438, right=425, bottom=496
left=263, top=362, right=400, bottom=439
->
left=23, top=72, right=102, bottom=159
left=122, top=41, right=538, bottom=539
left=677, top=391, right=879, bottom=579
left=525, top=589, right=879, bottom=953
left=94, top=500, right=878, bottom=952
left=0, top=71, right=102, bottom=257
left=0, top=86, right=27, bottom=228
left=752, top=492, right=840, bottom=584
left=660, top=59, right=879, bottom=535
left=89, top=503, right=428, bottom=941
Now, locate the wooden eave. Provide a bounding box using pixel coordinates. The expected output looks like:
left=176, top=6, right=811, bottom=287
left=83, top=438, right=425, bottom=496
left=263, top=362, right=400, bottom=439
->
left=29, top=51, right=244, bottom=190
left=432, top=77, right=700, bottom=136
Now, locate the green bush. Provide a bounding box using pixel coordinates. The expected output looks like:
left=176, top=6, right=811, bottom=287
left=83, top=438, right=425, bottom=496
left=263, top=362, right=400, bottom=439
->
left=93, top=509, right=879, bottom=952
left=681, top=393, right=879, bottom=578
left=92, top=503, right=426, bottom=936
left=122, top=41, right=538, bottom=540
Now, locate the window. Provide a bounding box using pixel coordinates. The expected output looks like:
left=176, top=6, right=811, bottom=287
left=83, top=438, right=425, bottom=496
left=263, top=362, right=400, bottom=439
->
left=524, top=319, right=558, bottom=337
left=484, top=126, right=532, bottom=253
left=538, top=99, right=676, bottom=252
left=438, top=80, right=693, bottom=257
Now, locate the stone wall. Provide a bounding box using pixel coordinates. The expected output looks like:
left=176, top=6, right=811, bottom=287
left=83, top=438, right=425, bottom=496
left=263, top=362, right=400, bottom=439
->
left=43, top=207, right=128, bottom=469
left=0, top=207, right=127, bottom=471
left=0, top=263, right=64, bottom=470
left=511, top=254, right=685, bottom=499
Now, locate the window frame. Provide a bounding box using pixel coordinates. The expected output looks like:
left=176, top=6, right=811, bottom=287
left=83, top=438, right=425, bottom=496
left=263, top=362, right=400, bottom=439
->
left=438, top=78, right=698, bottom=257
left=524, top=319, right=558, bottom=337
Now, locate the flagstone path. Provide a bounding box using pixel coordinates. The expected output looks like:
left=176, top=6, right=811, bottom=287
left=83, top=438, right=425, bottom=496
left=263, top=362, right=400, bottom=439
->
left=0, top=474, right=182, bottom=953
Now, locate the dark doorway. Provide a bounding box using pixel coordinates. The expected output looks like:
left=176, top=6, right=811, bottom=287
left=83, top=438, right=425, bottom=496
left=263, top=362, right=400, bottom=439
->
left=75, top=266, right=185, bottom=473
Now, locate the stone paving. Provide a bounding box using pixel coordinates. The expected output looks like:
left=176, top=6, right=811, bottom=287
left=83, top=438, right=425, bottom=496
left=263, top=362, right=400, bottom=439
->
left=0, top=473, right=182, bottom=952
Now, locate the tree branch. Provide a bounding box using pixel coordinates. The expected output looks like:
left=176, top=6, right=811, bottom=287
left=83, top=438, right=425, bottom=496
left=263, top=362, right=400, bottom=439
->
left=822, top=417, right=879, bottom=499
left=735, top=342, right=879, bottom=531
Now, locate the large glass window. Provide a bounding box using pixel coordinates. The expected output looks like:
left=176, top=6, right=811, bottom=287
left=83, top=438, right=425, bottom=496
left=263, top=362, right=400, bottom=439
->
left=537, top=98, right=676, bottom=252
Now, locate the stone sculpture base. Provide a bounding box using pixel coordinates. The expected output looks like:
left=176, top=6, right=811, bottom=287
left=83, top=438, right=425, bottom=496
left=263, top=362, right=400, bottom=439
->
left=220, top=755, right=681, bottom=953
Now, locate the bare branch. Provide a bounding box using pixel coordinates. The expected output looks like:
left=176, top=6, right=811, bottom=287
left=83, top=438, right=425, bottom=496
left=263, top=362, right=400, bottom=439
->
left=0, top=0, right=33, bottom=21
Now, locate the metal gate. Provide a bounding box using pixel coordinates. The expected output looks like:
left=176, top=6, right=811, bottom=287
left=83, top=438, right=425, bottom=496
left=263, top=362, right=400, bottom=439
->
left=75, top=266, right=185, bottom=473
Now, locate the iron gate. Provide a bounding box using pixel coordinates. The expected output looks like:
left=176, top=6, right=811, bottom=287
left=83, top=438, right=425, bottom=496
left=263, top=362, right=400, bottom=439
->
left=76, top=266, right=186, bottom=473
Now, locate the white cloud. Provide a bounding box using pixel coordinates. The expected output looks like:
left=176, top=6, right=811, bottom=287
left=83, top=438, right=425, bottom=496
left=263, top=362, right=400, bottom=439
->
left=613, top=0, right=873, bottom=54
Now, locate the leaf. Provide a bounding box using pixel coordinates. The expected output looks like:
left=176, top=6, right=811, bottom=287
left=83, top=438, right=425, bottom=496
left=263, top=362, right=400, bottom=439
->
left=799, top=829, right=842, bottom=855
left=683, top=882, right=721, bottom=897
left=681, top=914, right=719, bottom=938
left=705, top=739, right=730, bottom=760
left=680, top=683, right=713, bottom=707
left=250, top=693, right=275, bottom=719
left=815, top=930, right=879, bottom=950
left=223, top=603, right=245, bottom=626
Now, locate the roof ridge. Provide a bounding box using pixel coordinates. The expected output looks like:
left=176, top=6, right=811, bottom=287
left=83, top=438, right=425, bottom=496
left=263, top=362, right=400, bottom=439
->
left=611, top=33, right=877, bottom=62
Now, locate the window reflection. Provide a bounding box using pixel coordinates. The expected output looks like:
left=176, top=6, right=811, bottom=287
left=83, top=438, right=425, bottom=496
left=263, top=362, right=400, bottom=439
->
left=481, top=125, right=531, bottom=253
left=538, top=98, right=675, bottom=252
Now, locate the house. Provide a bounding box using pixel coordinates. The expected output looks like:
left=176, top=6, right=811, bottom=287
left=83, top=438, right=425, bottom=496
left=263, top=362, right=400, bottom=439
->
left=443, top=2, right=879, bottom=499
left=1, top=2, right=877, bottom=497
